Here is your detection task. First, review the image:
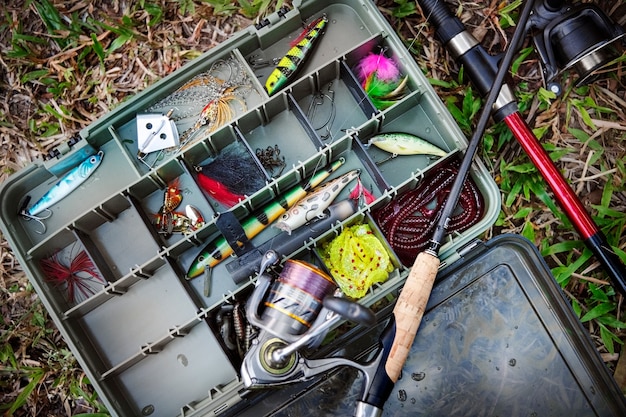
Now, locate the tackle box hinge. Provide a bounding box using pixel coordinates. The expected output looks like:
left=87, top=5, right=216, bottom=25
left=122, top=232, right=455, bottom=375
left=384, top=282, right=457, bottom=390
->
left=254, top=6, right=290, bottom=30
left=456, top=238, right=485, bottom=258
left=45, top=134, right=82, bottom=160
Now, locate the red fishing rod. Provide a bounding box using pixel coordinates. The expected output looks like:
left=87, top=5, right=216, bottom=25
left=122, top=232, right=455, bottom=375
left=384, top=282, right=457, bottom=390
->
left=417, top=0, right=626, bottom=295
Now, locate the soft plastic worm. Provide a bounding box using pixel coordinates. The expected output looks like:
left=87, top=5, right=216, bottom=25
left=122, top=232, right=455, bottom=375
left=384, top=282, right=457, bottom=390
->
left=373, top=160, right=484, bottom=266
left=320, top=223, right=394, bottom=299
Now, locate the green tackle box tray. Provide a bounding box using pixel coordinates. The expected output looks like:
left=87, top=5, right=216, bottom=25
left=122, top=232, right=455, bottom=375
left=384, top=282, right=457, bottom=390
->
left=5, top=0, right=614, bottom=416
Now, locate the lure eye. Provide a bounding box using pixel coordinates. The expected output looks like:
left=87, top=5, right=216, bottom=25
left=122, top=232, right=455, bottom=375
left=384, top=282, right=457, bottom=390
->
left=89, top=156, right=98, bottom=163
left=198, top=255, right=205, bottom=262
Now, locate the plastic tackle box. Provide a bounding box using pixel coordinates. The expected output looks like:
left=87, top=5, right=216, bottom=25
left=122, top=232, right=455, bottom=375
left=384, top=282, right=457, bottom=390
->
left=2, top=0, right=621, bottom=416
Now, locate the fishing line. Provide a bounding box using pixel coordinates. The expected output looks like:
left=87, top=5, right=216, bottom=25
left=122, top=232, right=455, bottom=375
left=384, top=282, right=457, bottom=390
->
left=404, top=1, right=436, bottom=55
left=263, top=259, right=336, bottom=332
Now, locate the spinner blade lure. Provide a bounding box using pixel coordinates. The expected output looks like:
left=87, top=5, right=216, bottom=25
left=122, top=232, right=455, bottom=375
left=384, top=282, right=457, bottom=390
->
left=146, top=58, right=255, bottom=152
left=21, top=151, right=104, bottom=233
left=265, top=15, right=328, bottom=96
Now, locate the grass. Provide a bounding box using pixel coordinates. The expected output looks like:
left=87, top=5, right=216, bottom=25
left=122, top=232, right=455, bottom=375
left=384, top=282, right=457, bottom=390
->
left=1, top=0, right=625, bottom=415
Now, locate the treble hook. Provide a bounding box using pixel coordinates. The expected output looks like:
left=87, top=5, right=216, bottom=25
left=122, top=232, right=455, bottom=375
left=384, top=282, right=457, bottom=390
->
left=375, top=153, right=399, bottom=165
left=20, top=209, right=51, bottom=234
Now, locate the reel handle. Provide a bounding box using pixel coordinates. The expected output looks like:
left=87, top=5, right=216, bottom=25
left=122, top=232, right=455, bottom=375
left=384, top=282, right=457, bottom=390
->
left=323, top=296, right=376, bottom=327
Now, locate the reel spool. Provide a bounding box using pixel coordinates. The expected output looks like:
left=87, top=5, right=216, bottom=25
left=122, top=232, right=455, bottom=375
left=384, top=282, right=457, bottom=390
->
left=528, top=0, right=625, bottom=95
left=260, top=259, right=337, bottom=340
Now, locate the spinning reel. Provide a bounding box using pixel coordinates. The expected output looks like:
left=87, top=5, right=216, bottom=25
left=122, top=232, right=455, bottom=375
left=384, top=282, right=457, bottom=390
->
left=240, top=250, right=384, bottom=410
left=527, top=0, right=625, bottom=95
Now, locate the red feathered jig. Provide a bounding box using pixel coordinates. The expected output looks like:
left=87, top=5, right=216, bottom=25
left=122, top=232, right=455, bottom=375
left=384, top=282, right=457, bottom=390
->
left=40, top=248, right=104, bottom=303
left=197, top=172, right=246, bottom=207
left=349, top=178, right=376, bottom=205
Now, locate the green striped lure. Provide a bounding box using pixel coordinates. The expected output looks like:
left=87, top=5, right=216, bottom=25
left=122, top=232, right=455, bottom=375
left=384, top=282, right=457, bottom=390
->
left=186, top=157, right=345, bottom=279
left=265, top=15, right=328, bottom=96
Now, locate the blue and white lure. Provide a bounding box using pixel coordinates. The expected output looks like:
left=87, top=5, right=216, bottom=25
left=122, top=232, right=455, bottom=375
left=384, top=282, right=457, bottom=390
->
left=21, top=151, right=104, bottom=233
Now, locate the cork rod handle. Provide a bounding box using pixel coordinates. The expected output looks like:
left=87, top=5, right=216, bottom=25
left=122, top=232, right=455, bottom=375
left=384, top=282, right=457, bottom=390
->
left=385, top=251, right=440, bottom=381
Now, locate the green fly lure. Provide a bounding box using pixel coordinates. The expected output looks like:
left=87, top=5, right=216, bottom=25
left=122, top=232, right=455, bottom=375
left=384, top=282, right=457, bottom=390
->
left=265, top=15, right=328, bottom=96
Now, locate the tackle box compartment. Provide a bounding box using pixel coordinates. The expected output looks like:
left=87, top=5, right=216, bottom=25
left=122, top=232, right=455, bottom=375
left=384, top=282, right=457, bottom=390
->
left=3, top=0, right=620, bottom=416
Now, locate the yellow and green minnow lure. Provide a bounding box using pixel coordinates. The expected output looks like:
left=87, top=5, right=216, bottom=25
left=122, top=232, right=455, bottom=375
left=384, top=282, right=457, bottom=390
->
left=367, top=132, right=447, bottom=158
left=186, top=157, right=345, bottom=279
left=265, top=15, right=328, bottom=96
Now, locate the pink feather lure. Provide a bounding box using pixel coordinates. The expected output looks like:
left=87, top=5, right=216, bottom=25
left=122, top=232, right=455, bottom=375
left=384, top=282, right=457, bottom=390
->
left=356, top=52, right=407, bottom=110
left=357, top=52, right=401, bottom=82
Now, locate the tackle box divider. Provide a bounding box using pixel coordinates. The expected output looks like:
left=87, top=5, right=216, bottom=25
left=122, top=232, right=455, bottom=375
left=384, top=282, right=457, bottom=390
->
left=286, top=92, right=325, bottom=149
left=349, top=133, right=392, bottom=192
left=230, top=48, right=269, bottom=102
left=231, top=125, right=273, bottom=183
left=340, top=59, right=378, bottom=118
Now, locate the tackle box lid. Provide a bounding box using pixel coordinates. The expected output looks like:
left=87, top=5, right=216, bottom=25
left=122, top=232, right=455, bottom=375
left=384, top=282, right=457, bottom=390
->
left=227, top=234, right=626, bottom=416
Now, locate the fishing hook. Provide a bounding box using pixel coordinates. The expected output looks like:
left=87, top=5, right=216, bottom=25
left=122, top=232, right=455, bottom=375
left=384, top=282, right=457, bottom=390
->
left=20, top=209, right=51, bottom=234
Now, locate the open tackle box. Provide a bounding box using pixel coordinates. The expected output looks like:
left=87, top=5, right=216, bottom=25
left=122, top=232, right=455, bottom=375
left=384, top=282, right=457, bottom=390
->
left=1, top=0, right=624, bottom=416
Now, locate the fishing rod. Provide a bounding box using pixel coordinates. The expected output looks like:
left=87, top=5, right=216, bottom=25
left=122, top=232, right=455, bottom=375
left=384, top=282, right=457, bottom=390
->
left=416, top=0, right=626, bottom=295
left=351, top=1, right=538, bottom=415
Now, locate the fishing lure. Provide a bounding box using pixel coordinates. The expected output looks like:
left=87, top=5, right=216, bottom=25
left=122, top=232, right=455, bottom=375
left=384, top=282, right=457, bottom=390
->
left=367, top=132, right=447, bottom=159
left=155, top=205, right=205, bottom=237
left=372, top=159, right=485, bottom=266
left=161, top=178, right=183, bottom=214
left=319, top=223, right=394, bottom=299
left=147, top=58, right=255, bottom=151
left=184, top=86, right=244, bottom=140
left=265, top=15, right=328, bottom=96
left=40, top=248, right=105, bottom=304
left=186, top=158, right=346, bottom=279
left=195, top=141, right=267, bottom=207
left=356, top=51, right=407, bottom=110
left=21, top=151, right=104, bottom=233
left=274, top=169, right=360, bottom=234
left=349, top=178, right=377, bottom=206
